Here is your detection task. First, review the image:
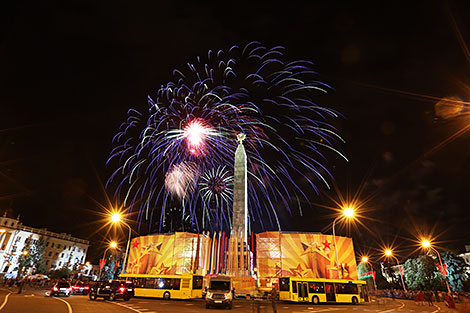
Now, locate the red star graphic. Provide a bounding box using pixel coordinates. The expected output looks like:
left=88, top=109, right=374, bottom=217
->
left=132, top=240, right=140, bottom=248
left=322, top=240, right=331, bottom=250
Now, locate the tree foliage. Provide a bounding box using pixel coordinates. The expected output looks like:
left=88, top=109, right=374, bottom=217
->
left=441, top=250, right=469, bottom=292
left=404, top=251, right=470, bottom=291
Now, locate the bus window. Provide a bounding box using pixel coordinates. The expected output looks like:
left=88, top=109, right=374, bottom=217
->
left=279, top=278, right=290, bottom=291
left=192, top=275, right=203, bottom=289
left=146, top=278, right=155, bottom=289
left=308, top=282, right=325, bottom=293
left=172, top=278, right=181, bottom=290
left=292, top=281, right=297, bottom=293
left=344, top=284, right=358, bottom=294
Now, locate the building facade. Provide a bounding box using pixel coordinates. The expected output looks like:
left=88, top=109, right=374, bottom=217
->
left=0, top=214, right=89, bottom=278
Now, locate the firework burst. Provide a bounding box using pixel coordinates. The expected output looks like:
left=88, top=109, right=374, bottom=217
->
left=107, top=42, right=346, bottom=232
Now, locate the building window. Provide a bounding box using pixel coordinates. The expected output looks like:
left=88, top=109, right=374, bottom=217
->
left=48, top=252, right=52, bottom=257
left=72, top=247, right=75, bottom=252
left=3, top=221, right=6, bottom=226
left=46, top=242, right=49, bottom=247
left=60, top=253, right=64, bottom=258
left=55, top=252, right=58, bottom=257
left=46, top=260, right=49, bottom=265
left=51, top=243, right=54, bottom=248
left=10, top=222, right=13, bottom=227
left=58, top=262, right=62, bottom=267
left=57, top=244, right=61, bottom=249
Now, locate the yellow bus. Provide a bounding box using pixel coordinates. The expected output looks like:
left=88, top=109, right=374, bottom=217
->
left=120, top=273, right=204, bottom=300
left=279, top=277, right=368, bottom=304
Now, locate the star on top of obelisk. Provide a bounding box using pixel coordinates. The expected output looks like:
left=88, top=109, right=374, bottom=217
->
left=237, top=133, right=246, bottom=144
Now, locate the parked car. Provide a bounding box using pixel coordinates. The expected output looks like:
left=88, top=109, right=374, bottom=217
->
left=89, top=280, right=134, bottom=301
left=71, top=281, right=91, bottom=295
left=51, top=281, right=72, bottom=297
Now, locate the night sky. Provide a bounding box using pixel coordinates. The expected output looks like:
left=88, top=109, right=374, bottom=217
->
left=1, top=1, right=470, bottom=262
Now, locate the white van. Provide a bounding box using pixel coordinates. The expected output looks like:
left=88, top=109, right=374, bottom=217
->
left=205, top=276, right=233, bottom=309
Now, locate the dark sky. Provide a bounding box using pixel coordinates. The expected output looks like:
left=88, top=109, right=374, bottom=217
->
left=1, top=0, right=470, bottom=261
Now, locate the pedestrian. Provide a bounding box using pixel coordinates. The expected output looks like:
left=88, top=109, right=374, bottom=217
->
left=418, top=291, right=425, bottom=306
left=444, top=293, right=456, bottom=309
left=426, top=291, right=433, bottom=306
left=270, top=287, right=278, bottom=313
left=434, top=290, right=440, bottom=302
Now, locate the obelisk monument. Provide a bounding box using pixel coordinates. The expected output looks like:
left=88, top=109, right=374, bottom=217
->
left=231, top=133, right=248, bottom=244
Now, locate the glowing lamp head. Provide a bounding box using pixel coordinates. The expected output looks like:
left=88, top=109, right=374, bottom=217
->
left=422, top=240, right=431, bottom=248
left=22, top=250, right=28, bottom=256
left=361, top=256, right=368, bottom=263
left=111, top=213, right=121, bottom=223
left=384, top=249, right=392, bottom=256
left=343, top=207, right=354, bottom=218
left=110, top=241, right=118, bottom=248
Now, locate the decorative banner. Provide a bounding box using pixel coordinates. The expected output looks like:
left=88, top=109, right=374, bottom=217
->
left=126, top=232, right=210, bottom=275
left=257, top=232, right=359, bottom=287
left=99, top=258, right=106, bottom=270
left=400, top=265, right=404, bottom=277
left=436, top=263, right=448, bottom=278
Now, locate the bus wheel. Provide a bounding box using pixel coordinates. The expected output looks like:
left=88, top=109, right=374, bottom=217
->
left=312, top=296, right=320, bottom=304
left=163, top=291, right=171, bottom=300
left=352, top=296, right=358, bottom=304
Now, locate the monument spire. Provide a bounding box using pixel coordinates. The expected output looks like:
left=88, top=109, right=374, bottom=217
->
left=231, top=133, right=248, bottom=243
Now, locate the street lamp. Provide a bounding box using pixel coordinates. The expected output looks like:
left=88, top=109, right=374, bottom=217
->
left=332, top=207, right=355, bottom=279
left=98, top=241, right=117, bottom=280
left=421, top=239, right=451, bottom=293
left=383, top=249, right=406, bottom=292
left=110, top=212, right=132, bottom=274
left=361, top=256, right=377, bottom=291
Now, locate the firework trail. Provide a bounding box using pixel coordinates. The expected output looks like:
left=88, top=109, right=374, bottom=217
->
left=107, top=42, right=346, bottom=232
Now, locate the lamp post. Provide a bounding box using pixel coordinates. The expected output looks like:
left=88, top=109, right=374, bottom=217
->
left=111, top=212, right=132, bottom=274
left=98, top=241, right=117, bottom=280
left=421, top=240, right=451, bottom=293
left=332, top=207, right=354, bottom=279
left=384, top=249, right=406, bottom=292
left=361, top=256, right=377, bottom=291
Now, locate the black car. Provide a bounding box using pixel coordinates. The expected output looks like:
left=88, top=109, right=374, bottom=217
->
left=51, top=281, right=72, bottom=297
left=89, top=280, right=134, bottom=301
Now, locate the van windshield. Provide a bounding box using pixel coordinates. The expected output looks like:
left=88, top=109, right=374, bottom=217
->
left=210, top=281, right=230, bottom=291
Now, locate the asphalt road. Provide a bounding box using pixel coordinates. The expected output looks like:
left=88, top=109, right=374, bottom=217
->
left=0, top=287, right=459, bottom=313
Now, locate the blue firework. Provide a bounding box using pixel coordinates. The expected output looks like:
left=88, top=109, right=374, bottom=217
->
left=107, top=42, right=346, bottom=232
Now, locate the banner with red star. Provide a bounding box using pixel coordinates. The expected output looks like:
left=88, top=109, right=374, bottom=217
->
left=126, top=232, right=210, bottom=275
left=256, top=232, right=358, bottom=288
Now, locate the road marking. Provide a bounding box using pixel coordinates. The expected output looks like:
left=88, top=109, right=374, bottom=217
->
left=432, top=304, right=441, bottom=313
left=378, top=300, right=405, bottom=313
left=52, top=297, right=73, bottom=313
left=184, top=303, right=193, bottom=305
left=110, top=301, right=147, bottom=313
left=0, top=293, right=11, bottom=311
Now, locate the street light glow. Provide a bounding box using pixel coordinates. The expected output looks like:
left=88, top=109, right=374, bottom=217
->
left=343, top=207, right=354, bottom=218
left=111, top=213, right=121, bottom=223
left=384, top=249, right=392, bottom=256
left=421, top=240, right=431, bottom=248
left=22, top=251, right=28, bottom=256
left=110, top=241, right=117, bottom=248
left=361, top=256, right=369, bottom=263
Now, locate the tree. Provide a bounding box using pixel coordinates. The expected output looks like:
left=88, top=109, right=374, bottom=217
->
left=18, top=236, right=34, bottom=277
left=49, top=268, right=72, bottom=279
left=30, top=236, right=46, bottom=274
left=441, top=250, right=469, bottom=292
left=404, top=255, right=443, bottom=290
